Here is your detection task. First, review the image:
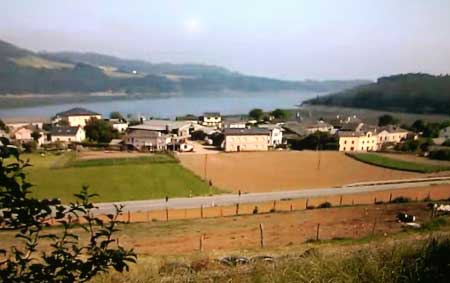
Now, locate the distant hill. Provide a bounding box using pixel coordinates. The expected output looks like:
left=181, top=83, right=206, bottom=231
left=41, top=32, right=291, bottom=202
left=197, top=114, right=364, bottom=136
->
left=0, top=39, right=369, bottom=95
left=304, top=73, right=450, bottom=115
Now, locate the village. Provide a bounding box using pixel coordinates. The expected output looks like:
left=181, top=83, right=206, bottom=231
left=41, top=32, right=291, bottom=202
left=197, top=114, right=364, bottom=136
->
left=1, top=107, right=450, bottom=158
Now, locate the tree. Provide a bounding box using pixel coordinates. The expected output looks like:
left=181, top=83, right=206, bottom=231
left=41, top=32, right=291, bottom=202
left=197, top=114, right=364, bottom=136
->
left=249, top=108, right=264, bottom=121
left=378, top=114, right=399, bottom=126
left=31, top=130, right=42, bottom=142
left=0, top=138, right=136, bottom=282
left=411, top=120, right=426, bottom=133
left=0, top=119, right=8, bottom=133
left=110, top=111, right=124, bottom=120
left=271, top=109, right=288, bottom=120
left=85, top=118, right=118, bottom=143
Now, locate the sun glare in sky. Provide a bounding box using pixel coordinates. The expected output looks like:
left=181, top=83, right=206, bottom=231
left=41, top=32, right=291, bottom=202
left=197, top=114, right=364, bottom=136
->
left=184, top=18, right=202, bottom=33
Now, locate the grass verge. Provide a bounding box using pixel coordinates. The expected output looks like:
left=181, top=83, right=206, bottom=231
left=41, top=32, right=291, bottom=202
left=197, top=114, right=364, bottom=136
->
left=347, top=152, right=450, bottom=173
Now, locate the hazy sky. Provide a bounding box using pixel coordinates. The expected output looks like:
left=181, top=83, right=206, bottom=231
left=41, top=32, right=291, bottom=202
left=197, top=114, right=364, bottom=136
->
left=2, top=0, right=450, bottom=80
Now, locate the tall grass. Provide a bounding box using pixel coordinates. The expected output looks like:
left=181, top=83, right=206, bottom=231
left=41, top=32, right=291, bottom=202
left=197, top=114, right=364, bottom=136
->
left=347, top=153, right=450, bottom=173
left=95, top=237, right=450, bottom=283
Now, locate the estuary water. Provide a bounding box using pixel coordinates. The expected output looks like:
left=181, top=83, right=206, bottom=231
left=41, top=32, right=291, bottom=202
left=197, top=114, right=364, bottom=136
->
left=0, top=91, right=321, bottom=119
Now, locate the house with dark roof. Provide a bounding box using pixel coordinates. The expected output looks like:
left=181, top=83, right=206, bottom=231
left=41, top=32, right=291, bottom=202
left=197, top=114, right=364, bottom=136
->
left=53, top=107, right=102, bottom=127
left=124, top=129, right=170, bottom=152
left=50, top=126, right=85, bottom=143
left=223, top=128, right=270, bottom=152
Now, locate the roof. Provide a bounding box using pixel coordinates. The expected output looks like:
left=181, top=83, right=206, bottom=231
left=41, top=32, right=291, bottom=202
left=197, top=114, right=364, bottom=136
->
left=203, top=112, right=221, bottom=116
left=50, top=126, right=81, bottom=136
left=380, top=125, right=408, bottom=133
left=340, top=122, right=364, bottom=132
left=282, top=122, right=307, bottom=136
left=129, top=120, right=192, bottom=131
left=338, top=131, right=366, bottom=137
left=126, top=129, right=165, bottom=138
left=224, top=128, right=270, bottom=136
left=55, top=107, right=100, bottom=117
left=3, top=117, right=49, bottom=124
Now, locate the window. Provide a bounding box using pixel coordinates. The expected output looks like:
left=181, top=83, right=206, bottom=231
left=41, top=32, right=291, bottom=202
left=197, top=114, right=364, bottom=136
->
left=344, top=140, right=347, bottom=144
left=352, top=141, right=355, bottom=144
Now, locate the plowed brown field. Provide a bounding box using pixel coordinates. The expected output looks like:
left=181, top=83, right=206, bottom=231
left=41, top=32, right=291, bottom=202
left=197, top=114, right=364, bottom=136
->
left=178, top=151, right=434, bottom=193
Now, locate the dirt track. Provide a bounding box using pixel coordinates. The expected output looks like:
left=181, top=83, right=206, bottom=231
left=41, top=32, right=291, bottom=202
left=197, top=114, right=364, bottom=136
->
left=178, top=151, right=433, bottom=193
left=117, top=202, right=442, bottom=256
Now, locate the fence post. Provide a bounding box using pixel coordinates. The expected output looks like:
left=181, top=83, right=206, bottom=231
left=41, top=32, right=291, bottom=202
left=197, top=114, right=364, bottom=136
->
left=374, top=197, right=377, bottom=204
left=339, top=195, right=343, bottom=206
left=273, top=200, right=276, bottom=211
left=235, top=203, right=240, bottom=215
left=371, top=217, right=377, bottom=235
left=389, top=193, right=392, bottom=203
left=290, top=204, right=293, bottom=211
left=316, top=223, right=320, bottom=241
left=127, top=211, right=131, bottom=224
left=199, top=234, right=204, bottom=252
left=220, top=208, right=223, bottom=217
left=305, top=199, right=309, bottom=209
left=259, top=223, right=265, bottom=248
left=165, top=207, right=169, bottom=222
left=201, top=205, right=204, bottom=219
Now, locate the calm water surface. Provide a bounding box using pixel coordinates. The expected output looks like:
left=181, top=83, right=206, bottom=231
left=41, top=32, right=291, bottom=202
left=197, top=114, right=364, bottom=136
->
left=0, top=91, right=321, bottom=119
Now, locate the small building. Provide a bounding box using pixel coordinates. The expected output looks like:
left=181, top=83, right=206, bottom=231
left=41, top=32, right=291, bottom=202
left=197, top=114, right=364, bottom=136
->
left=53, top=107, right=102, bottom=127
left=105, top=118, right=128, bottom=133
left=50, top=126, right=85, bottom=143
left=129, top=120, right=193, bottom=138
left=222, top=117, right=247, bottom=129
left=258, top=124, right=284, bottom=148
left=4, top=117, right=48, bottom=131
left=440, top=126, right=450, bottom=140
left=302, top=121, right=333, bottom=134
left=377, top=126, right=409, bottom=145
left=223, top=128, right=271, bottom=152
left=124, top=129, right=170, bottom=152
left=338, top=130, right=378, bottom=152
left=199, top=112, right=222, bottom=128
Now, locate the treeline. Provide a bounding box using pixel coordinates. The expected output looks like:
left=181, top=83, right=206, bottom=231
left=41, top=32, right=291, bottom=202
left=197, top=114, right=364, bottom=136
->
left=305, top=73, right=450, bottom=115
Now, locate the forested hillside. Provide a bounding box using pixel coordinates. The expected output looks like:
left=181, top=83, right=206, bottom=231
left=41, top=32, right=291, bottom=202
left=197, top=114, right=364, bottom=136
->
left=304, top=73, right=450, bottom=114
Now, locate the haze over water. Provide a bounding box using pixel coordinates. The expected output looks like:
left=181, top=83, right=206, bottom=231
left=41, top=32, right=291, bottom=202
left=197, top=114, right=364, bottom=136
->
left=0, top=91, right=318, bottom=119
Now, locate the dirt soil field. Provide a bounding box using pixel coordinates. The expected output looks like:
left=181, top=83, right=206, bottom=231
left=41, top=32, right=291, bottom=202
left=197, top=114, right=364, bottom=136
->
left=178, top=151, right=444, bottom=193
left=116, top=202, right=442, bottom=256
left=378, top=152, right=450, bottom=166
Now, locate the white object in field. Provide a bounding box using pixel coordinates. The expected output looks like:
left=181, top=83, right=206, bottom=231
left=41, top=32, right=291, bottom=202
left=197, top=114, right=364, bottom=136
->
left=436, top=204, right=450, bottom=212
left=179, top=143, right=194, bottom=152
left=404, top=223, right=421, bottom=228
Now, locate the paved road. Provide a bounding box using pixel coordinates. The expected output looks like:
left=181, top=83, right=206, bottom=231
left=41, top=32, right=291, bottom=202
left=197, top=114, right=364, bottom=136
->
left=94, top=176, right=450, bottom=215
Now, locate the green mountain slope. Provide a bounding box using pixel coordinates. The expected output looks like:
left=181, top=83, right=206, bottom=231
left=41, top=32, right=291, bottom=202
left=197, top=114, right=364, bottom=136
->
left=0, top=39, right=369, bottom=94
left=304, top=73, right=450, bottom=115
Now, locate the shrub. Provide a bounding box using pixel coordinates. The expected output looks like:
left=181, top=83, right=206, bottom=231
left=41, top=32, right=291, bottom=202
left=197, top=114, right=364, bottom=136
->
left=391, top=196, right=411, bottom=203
left=306, top=205, right=316, bottom=210
left=429, top=149, right=450, bottom=161
left=253, top=206, right=259, bottom=214
left=317, top=201, right=332, bottom=209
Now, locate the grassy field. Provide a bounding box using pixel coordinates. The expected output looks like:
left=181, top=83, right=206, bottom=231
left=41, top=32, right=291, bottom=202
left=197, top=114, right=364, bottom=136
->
left=19, top=152, right=219, bottom=203
left=348, top=152, right=450, bottom=173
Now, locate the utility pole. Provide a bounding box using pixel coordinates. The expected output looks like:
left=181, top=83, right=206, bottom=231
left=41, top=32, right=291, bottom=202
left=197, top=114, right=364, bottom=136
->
left=204, top=154, right=208, bottom=181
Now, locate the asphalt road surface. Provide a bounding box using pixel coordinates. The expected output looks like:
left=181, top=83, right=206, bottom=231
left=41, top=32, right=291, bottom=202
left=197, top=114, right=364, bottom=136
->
left=95, top=176, right=450, bottom=215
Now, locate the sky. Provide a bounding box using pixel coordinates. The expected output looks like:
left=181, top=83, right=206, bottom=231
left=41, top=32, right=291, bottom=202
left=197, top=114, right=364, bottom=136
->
left=1, top=0, right=450, bottom=80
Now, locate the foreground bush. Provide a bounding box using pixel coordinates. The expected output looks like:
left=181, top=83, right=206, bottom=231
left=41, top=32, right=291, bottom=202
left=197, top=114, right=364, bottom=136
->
left=0, top=138, right=136, bottom=282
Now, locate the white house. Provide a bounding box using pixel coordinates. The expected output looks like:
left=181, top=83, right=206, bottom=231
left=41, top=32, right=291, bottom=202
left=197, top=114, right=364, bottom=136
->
left=129, top=120, right=193, bottom=138
left=50, top=126, right=85, bottom=143
left=199, top=112, right=222, bottom=128
left=53, top=108, right=102, bottom=127
left=377, top=126, right=409, bottom=146
left=440, top=126, right=450, bottom=140
left=106, top=118, right=128, bottom=133
left=4, top=117, right=47, bottom=131
left=258, top=124, right=284, bottom=147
